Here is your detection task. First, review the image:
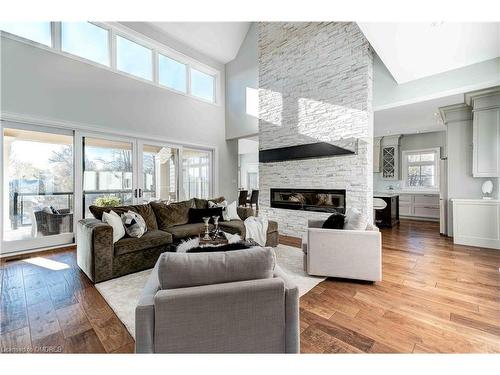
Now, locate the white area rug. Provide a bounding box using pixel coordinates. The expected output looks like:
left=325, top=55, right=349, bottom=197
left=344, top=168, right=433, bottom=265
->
left=95, top=244, right=325, bottom=337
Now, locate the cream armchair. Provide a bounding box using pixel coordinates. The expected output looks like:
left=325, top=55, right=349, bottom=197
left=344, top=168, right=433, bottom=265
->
left=302, top=220, right=382, bottom=282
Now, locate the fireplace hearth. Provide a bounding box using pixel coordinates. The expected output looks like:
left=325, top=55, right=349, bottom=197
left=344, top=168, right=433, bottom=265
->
left=270, top=188, right=346, bottom=213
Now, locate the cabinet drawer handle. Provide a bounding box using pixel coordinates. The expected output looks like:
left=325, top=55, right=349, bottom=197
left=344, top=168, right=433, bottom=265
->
left=423, top=206, right=438, bottom=209
left=423, top=194, right=437, bottom=197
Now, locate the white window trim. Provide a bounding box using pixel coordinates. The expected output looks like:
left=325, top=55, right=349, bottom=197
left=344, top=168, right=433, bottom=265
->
left=0, top=21, right=221, bottom=105
left=401, top=147, right=441, bottom=191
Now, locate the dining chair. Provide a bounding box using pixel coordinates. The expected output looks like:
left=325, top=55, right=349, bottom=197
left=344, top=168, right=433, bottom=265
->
left=248, top=190, right=259, bottom=212
left=238, top=190, right=249, bottom=207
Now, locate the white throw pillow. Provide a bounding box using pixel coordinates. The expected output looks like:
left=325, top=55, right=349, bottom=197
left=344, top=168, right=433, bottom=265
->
left=102, top=210, right=125, bottom=243
left=343, top=208, right=368, bottom=231
left=225, top=201, right=241, bottom=221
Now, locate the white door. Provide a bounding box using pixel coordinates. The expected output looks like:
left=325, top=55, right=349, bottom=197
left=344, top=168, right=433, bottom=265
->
left=181, top=147, right=213, bottom=200
left=80, top=134, right=138, bottom=217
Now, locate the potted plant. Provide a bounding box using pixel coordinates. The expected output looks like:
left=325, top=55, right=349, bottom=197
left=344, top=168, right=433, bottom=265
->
left=95, top=195, right=121, bottom=207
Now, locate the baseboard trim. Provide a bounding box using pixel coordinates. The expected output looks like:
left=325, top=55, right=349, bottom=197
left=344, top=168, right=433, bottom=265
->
left=400, top=216, right=439, bottom=222
left=0, top=244, right=76, bottom=263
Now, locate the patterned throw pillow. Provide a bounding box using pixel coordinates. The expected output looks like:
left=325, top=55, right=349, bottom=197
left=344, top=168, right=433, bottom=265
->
left=208, top=199, right=229, bottom=220
left=121, top=210, right=147, bottom=238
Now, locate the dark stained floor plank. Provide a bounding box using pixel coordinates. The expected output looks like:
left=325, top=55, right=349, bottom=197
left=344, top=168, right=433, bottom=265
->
left=76, top=286, right=134, bottom=353
left=25, top=287, right=51, bottom=307
left=46, top=281, right=78, bottom=310
left=0, top=297, right=28, bottom=334
left=55, top=303, right=93, bottom=339
left=26, top=301, right=60, bottom=342
left=0, top=327, right=32, bottom=354
left=31, top=331, right=66, bottom=354
left=64, top=329, right=106, bottom=353
left=111, top=342, right=135, bottom=354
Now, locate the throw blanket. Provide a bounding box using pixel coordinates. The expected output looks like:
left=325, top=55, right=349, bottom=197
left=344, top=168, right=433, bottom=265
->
left=244, top=216, right=269, bottom=246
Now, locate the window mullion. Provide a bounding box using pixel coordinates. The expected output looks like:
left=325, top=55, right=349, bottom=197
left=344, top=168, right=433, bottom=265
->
left=51, top=22, right=61, bottom=50
left=187, top=64, right=192, bottom=96
left=110, top=28, right=117, bottom=69
left=153, top=49, right=159, bottom=84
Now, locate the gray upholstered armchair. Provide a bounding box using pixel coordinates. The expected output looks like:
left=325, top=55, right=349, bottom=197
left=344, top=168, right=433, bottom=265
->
left=135, top=247, right=299, bottom=353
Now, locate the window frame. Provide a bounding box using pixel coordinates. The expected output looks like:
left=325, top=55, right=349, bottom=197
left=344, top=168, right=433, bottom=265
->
left=0, top=21, right=221, bottom=105
left=401, top=147, right=441, bottom=191
left=158, top=53, right=188, bottom=94
left=180, top=147, right=214, bottom=200
left=115, top=32, right=154, bottom=82
left=0, top=22, right=53, bottom=48
left=189, top=67, right=217, bottom=103
left=60, top=21, right=111, bottom=67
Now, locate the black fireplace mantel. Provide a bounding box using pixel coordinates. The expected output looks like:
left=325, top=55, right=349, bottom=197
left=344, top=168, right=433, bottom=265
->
left=259, top=142, right=355, bottom=163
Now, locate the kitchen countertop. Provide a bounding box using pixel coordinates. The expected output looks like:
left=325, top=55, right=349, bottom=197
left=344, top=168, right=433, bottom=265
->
left=452, top=198, right=500, bottom=203
left=374, top=190, right=440, bottom=196
left=374, top=192, right=400, bottom=198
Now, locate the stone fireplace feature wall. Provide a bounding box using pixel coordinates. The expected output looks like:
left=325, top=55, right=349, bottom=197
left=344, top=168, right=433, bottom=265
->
left=258, top=22, right=374, bottom=237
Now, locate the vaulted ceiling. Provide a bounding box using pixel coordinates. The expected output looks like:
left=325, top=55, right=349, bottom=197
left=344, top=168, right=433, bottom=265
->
left=148, top=22, right=251, bottom=64
left=358, top=22, right=500, bottom=83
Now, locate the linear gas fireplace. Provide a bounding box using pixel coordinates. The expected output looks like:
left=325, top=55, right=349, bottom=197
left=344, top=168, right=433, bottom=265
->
left=270, top=188, right=346, bottom=213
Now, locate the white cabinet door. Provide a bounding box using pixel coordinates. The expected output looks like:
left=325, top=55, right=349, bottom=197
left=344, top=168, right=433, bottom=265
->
left=414, top=194, right=440, bottom=206
left=473, top=109, right=500, bottom=177
left=399, top=194, right=412, bottom=203
left=414, top=206, right=440, bottom=219
left=399, top=202, right=412, bottom=216
left=453, top=200, right=500, bottom=249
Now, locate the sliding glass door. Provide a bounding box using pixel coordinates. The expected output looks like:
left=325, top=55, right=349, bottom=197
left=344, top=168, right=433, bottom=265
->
left=1, top=124, right=214, bottom=255
left=182, top=148, right=212, bottom=199
left=82, top=136, right=135, bottom=217
left=2, top=125, right=74, bottom=253
left=139, top=142, right=179, bottom=203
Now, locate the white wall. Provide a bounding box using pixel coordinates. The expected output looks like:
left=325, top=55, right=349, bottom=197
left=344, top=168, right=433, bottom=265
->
left=225, top=23, right=259, bottom=140
left=0, top=36, right=238, bottom=202
left=374, top=55, right=500, bottom=110
left=374, top=131, right=446, bottom=191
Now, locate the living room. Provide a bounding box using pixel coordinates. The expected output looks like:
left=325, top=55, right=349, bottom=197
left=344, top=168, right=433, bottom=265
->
left=1, top=0, right=499, bottom=373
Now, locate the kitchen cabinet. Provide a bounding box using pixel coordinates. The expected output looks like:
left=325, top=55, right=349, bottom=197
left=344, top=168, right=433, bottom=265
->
left=398, top=193, right=440, bottom=220
left=466, top=89, right=500, bottom=177
left=381, top=135, right=401, bottom=180
left=472, top=108, right=500, bottom=177
left=452, top=199, right=500, bottom=250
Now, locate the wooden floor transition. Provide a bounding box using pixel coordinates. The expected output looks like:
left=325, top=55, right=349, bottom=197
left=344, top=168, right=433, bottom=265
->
left=1, top=220, right=499, bottom=353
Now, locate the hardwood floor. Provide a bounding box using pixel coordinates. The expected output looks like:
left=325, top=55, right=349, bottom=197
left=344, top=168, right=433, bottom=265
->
left=0, top=249, right=133, bottom=353
left=1, top=219, right=498, bottom=353
left=300, top=220, right=500, bottom=353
